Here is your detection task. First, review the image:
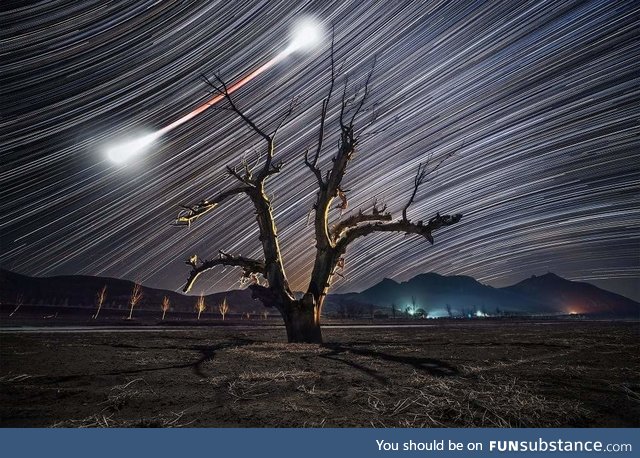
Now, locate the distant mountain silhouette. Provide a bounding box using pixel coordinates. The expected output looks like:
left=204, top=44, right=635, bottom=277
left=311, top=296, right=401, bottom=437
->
left=326, top=272, right=639, bottom=317
left=0, top=269, right=264, bottom=315
left=1, top=268, right=638, bottom=318
left=504, top=272, right=638, bottom=316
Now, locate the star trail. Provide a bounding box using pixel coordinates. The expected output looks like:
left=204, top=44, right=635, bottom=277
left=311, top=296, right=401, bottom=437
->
left=1, top=0, right=638, bottom=300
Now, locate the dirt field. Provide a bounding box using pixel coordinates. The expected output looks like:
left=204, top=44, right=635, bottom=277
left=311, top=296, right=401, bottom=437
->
left=1, top=321, right=638, bottom=427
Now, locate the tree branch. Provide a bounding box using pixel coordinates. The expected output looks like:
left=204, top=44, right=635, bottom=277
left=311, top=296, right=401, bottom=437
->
left=308, top=47, right=376, bottom=252
left=336, top=213, right=462, bottom=252
left=175, top=186, right=251, bottom=226
left=348, top=56, right=376, bottom=131
left=402, top=163, right=427, bottom=221
left=331, top=200, right=392, bottom=240
left=204, top=73, right=294, bottom=184
left=271, top=97, right=297, bottom=140
left=196, top=74, right=294, bottom=303
left=402, top=153, right=454, bottom=221
left=209, top=73, right=272, bottom=144
left=305, top=28, right=336, bottom=189
left=304, top=148, right=324, bottom=188
left=183, top=250, right=266, bottom=293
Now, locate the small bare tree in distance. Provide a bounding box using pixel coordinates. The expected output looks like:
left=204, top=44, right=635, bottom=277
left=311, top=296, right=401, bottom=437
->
left=9, top=294, right=24, bottom=317
left=218, top=297, right=229, bottom=321
left=161, top=295, right=170, bottom=320
left=196, top=293, right=206, bottom=320
left=93, top=285, right=107, bottom=319
left=127, top=282, right=142, bottom=320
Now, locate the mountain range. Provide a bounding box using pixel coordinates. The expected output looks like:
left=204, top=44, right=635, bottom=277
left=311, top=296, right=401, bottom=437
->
left=1, top=268, right=637, bottom=317
left=325, top=272, right=639, bottom=317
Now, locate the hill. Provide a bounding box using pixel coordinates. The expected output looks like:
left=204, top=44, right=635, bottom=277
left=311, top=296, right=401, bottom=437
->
left=0, top=269, right=264, bottom=314
left=1, top=269, right=637, bottom=318
left=327, top=272, right=639, bottom=317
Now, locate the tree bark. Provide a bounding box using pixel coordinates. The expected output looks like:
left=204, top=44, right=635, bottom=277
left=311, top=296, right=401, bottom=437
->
left=281, top=298, right=323, bottom=344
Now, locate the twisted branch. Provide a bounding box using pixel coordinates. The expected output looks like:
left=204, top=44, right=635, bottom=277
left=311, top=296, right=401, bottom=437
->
left=175, top=186, right=251, bottom=226
left=402, top=153, right=454, bottom=221
left=336, top=212, right=462, bottom=252
left=331, top=200, right=391, bottom=240
left=184, top=250, right=266, bottom=293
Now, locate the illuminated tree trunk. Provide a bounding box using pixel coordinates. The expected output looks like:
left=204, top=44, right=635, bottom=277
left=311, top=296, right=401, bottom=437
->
left=279, top=295, right=322, bottom=344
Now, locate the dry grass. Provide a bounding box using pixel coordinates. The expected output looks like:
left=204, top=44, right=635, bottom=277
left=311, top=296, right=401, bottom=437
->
left=49, top=377, right=195, bottom=428
left=359, top=371, right=587, bottom=427
left=51, top=410, right=193, bottom=428
left=0, top=373, right=32, bottom=383
left=227, top=369, right=314, bottom=402
left=99, top=378, right=156, bottom=411
left=226, top=345, right=283, bottom=360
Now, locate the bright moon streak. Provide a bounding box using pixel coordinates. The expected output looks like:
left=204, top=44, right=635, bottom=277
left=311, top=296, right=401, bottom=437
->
left=106, top=18, right=325, bottom=164
left=106, top=133, right=159, bottom=163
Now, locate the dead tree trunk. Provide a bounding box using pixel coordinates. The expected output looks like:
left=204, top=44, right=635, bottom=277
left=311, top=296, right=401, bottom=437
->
left=282, top=296, right=322, bottom=343
left=176, top=39, right=461, bottom=344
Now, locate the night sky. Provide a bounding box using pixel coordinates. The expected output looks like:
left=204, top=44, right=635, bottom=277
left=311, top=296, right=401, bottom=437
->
left=1, top=0, right=638, bottom=301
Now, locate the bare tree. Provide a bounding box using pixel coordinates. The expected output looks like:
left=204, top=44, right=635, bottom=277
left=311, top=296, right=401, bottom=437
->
left=9, top=294, right=23, bottom=317
left=161, top=295, right=170, bottom=320
left=195, top=293, right=206, bottom=320
left=218, top=297, right=229, bottom=321
left=93, top=285, right=107, bottom=319
left=127, top=282, right=142, bottom=320
left=177, top=41, right=462, bottom=343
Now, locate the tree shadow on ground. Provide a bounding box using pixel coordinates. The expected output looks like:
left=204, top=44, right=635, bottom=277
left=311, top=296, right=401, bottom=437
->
left=317, top=343, right=459, bottom=383
left=37, top=337, right=256, bottom=384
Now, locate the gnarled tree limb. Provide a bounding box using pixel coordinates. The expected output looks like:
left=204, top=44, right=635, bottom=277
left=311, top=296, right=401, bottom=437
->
left=181, top=74, right=297, bottom=303
left=331, top=200, right=392, bottom=241
left=176, top=186, right=251, bottom=226
left=402, top=153, right=454, bottom=221
left=184, top=250, right=266, bottom=293
left=336, top=213, right=462, bottom=252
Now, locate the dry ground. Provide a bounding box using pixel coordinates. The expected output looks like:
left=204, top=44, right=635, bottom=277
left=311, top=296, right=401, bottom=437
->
left=1, top=321, right=638, bottom=427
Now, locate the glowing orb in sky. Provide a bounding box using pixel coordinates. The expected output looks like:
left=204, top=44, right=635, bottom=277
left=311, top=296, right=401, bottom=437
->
left=106, top=17, right=324, bottom=164
left=106, top=133, right=159, bottom=163
left=285, top=17, right=325, bottom=53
